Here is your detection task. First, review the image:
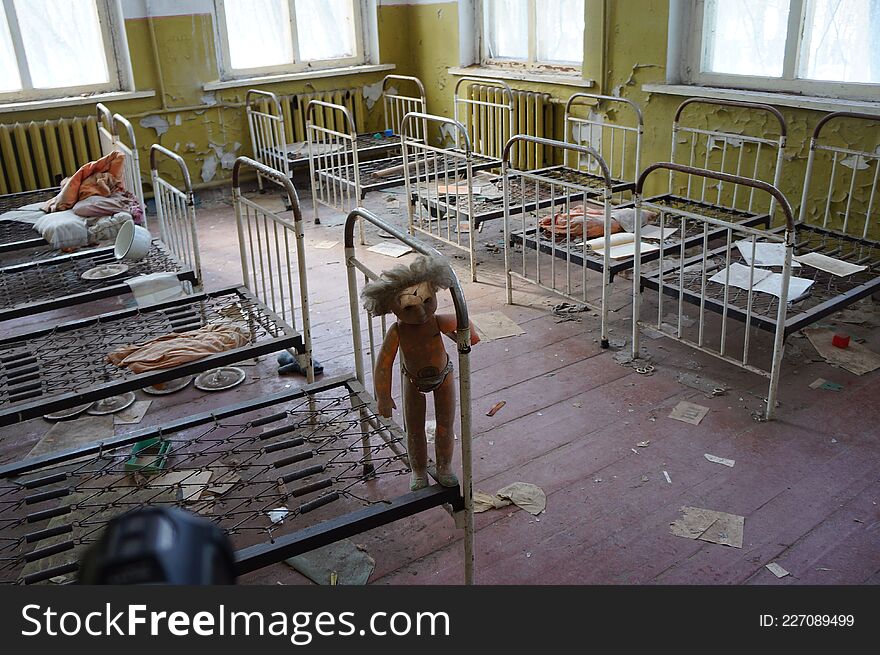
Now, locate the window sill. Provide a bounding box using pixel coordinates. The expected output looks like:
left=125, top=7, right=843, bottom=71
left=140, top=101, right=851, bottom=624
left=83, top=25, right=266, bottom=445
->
left=448, top=66, right=594, bottom=89
left=0, top=90, right=156, bottom=115
left=204, top=63, right=396, bottom=92
left=642, top=84, right=880, bottom=116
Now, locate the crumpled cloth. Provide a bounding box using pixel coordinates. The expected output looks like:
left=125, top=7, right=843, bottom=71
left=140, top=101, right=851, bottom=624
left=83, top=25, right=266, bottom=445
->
left=33, top=209, right=89, bottom=249
left=44, top=151, right=125, bottom=212
left=108, top=324, right=250, bottom=374
left=539, top=204, right=623, bottom=240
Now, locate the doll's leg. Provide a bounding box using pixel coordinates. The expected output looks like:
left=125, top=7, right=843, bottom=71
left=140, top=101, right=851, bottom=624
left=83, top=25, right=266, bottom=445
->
left=402, top=378, right=429, bottom=490
left=432, top=375, right=459, bottom=487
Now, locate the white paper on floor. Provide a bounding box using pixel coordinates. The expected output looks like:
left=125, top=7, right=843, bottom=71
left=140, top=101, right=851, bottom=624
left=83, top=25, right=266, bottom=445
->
left=803, top=327, right=880, bottom=375
left=313, top=240, right=339, bottom=250
left=735, top=240, right=800, bottom=268
left=669, top=401, right=710, bottom=425
left=794, top=252, right=867, bottom=277
left=367, top=242, right=412, bottom=258
left=766, top=562, right=790, bottom=578
left=704, top=453, right=735, bottom=467
left=670, top=506, right=744, bottom=548
left=471, top=311, right=525, bottom=341
left=114, top=400, right=152, bottom=425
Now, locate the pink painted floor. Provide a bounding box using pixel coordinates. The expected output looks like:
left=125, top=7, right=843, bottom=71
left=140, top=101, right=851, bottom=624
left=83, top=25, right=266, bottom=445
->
left=2, top=176, right=878, bottom=585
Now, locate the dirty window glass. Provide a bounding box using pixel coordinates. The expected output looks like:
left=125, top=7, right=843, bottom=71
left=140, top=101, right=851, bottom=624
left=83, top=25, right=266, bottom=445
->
left=485, top=0, right=529, bottom=60
left=12, top=0, right=109, bottom=89
left=223, top=0, right=294, bottom=69
left=800, top=0, right=880, bottom=83
left=702, top=0, right=789, bottom=77
left=0, top=9, right=19, bottom=92
left=536, top=0, right=585, bottom=64
left=295, top=0, right=357, bottom=61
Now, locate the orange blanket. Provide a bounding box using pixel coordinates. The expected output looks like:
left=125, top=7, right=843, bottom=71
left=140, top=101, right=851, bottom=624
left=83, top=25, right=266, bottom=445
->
left=44, top=151, right=125, bottom=212
left=107, top=324, right=250, bottom=374
left=539, top=205, right=623, bottom=240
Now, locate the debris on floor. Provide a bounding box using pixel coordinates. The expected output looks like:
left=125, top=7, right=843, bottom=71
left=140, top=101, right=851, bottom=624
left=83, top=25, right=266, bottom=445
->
left=475, top=482, right=546, bottom=516
left=670, top=506, right=744, bottom=548
left=552, top=302, right=589, bottom=323
left=114, top=400, right=152, bottom=425
left=803, top=327, right=880, bottom=375
left=286, top=539, right=375, bottom=585
left=663, top=471, right=672, bottom=484
left=809, top=378, right=843, bottom=391
left=668, top=400, right=710, bottom=425
left=637, top=440, right=650, bottom=448
left=367, top=242, right=412, bottom=258
left=486, top=400, right=506, bottom=417
left=313, top=240, right=339, bottom=250
left=472, top=311, right=525, bottom=341
left=268, top=507, right=290, bottom=524
left=29, top=414, right=115, bottom=459
left=676, top=371, right=728, bottom=397
left=149, top=470, right=213, bottom=502
left=765, top=562, right=790, bottom=578
left=704, top=453, right=735, bottom=467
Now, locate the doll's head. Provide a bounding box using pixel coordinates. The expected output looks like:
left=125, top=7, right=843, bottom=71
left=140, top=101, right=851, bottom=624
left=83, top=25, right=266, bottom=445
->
left=362, top=255, right=455, bottom=325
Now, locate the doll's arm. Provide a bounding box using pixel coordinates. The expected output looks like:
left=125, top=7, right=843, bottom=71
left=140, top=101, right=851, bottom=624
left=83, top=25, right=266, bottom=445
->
left=436, top=314, right=481, bottom=345
left=374, top=323, right=400, bottom=417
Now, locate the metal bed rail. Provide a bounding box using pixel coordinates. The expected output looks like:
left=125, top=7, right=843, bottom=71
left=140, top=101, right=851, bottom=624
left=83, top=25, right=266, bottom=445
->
left=564, top=93, right=643, bottom=202
left=632, top=163, right=795, bottom=420
left=150, top=144, right=202, bottom=291
left=402, top=112, right=483, bottom=281
left=667, top=97, right=787, bottom=217
left=344, top=207, right=475, bottom=584
left=382, top=74, right=428, bottom=141
left=453, top=76, right=514, bottom=160
left=111, top=113, right=146, bottom=217
left=503, top=135, right=617, bottom=347
left=306, top=99, right=364, bottom=242
left=246, top=89, right=291, bottom=191
left=232, top=157, right=314, bottom=383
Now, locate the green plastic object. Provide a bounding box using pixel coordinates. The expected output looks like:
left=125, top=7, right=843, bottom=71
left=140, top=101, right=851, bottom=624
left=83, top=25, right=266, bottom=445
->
left=125, top=437, right=171, bottom=473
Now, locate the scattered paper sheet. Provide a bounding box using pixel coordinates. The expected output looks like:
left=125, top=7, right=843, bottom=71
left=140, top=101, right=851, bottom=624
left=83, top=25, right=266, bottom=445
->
left=584, top=232, right=635, bottom=251
left=268, top=507, right=290, bottom=524
left=207, top=469, right=241, bottom=496
left=809, top=377, right=843, bottom=391
left=709, top=263, right=814, bottom=300
left=313, top=240, right=339, bottom=250
left=670, top=506, right=744, bottom=548
left=803, top=328, right=880, bottom=375
left=472, top=311, right=525, bottom=341
left=640, top=225, right=678, bottom=241
left=367, top=242, right=412, bottom=258
left=669, top=401, right=710, bottom=425
left=704, top=453, right=735, bottom=467
left=735, top=240, right=799, bottom=268
left=29, top=415, right=115, bottom=459
left=114, top=400, right=152, bottom=425
left=794, top=252, right=867, bottom=277
left=286, top=539, right=375, bottom=585
left=496, top=482, right=547, bottom=516
left=607, top=241, right=660, bottom=260
left=474, top=490, right=512, bottom=513
left=437, top=183, right=477, bottom=195
left=150, top=470, right=213, bottom=502
left=766, top=562, right=790, bottom=578
left=663, top=471, right=672, bottom=484
left=127, top=272, right=189, bottom=308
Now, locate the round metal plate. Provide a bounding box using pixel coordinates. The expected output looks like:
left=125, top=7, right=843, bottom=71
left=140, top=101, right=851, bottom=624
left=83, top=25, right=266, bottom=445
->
left=195, top=367, right=246, bottom=392
left=143, top=376, right=193, bottom=395
left=81, top=263, right=129, bottom=280
left=43, top=403, right=94, bottom=421
left=86, top=392, right=136, bottom=415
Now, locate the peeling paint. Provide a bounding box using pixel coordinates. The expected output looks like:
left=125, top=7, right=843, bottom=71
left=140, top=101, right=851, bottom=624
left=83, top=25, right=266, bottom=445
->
left=200, top=92, right=218, bottom=106
left=201, top=153, right=218, bottom=183
left=139, top=115, right=170, bottom=137
left=362, top=80, right=387, bottom=110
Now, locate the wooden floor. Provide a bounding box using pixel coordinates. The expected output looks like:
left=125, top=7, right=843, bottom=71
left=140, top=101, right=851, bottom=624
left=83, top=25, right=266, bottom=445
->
left=2, top=179, right=878, bottom=585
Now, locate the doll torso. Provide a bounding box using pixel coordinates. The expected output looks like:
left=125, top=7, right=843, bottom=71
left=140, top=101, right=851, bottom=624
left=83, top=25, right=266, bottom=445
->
left=396, top=316, right=451, bottom=392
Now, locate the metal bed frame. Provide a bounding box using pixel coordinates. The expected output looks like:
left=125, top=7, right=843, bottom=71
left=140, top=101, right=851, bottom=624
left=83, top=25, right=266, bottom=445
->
left=0, top=207, right=474, bottom=586
left=512, top=97, right=786, bottom=280
left=247, top=76, right=427, bottom=188
left=635, top=113, right=880, bottom=420
left=0, top=145, right=202, bottom=323
left=0, top=104, right=146, bottom=253
left=633, top=164, right=798, bottom=420
left=503, top=135, right=617, bottom=347
left=0, top=158, right=312, bottom=427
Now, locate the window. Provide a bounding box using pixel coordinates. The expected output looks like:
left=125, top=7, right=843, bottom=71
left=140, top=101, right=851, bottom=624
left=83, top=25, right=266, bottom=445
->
left=684, top=0, right=880, bottom=99
left=215, top=0, right=365, bottom=79
left=0, top=0, right=128, bottom=102
left=479, top=0, right=585, bottom=71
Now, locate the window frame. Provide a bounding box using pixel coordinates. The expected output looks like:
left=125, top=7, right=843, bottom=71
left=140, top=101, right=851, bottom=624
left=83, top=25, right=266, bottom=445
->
left=476, top=0, right=585, bottom=73
left=0, top=0, right=131, bottom=103
left=214, top=0, right=368, bottom=81
left=681, top=0, right=880, bottom=101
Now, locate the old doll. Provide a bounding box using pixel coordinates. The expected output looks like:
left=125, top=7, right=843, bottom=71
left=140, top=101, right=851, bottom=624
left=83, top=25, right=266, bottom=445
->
left=362, top=255, right=479, bottom=491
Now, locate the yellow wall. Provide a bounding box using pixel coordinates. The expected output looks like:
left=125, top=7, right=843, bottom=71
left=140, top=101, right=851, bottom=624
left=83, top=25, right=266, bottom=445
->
left=2, top=0, right=877, bottom=231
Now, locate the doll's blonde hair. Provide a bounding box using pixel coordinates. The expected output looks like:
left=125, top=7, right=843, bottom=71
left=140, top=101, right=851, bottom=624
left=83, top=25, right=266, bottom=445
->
left=361, top=255, right=456, bottom=316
